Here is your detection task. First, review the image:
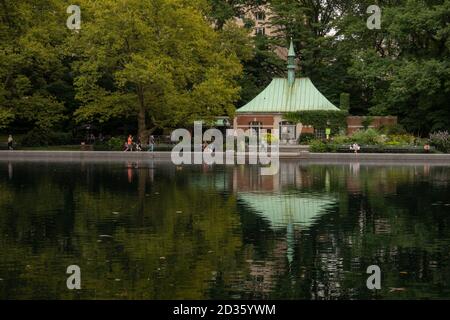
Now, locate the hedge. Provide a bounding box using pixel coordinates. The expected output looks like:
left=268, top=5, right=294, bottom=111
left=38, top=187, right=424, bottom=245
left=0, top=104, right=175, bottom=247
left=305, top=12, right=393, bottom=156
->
left=284, top=110, right=348, bottom=133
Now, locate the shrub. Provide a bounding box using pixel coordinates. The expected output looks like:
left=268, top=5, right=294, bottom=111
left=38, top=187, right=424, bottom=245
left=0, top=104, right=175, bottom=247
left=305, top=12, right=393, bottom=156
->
left=380, top=124, right=407, bottom=135
left=309, top=140, right=328, bottom=152
left=298, top=132, right=315, bottom=145
left=331, top=135, right=350, bottom=144
left=309, top=140, right=340, bottom=152
left=93, top=137, right=125, bottom=151
left=387, top=134, right=416, bottom=146
left=429, top=131, right=450, bottom=153
left=107, top=137, right=125, bottom=151
left=350, top=129, right=384, bottom=145
left=20, top=128, right=73, bottom=147
left=50, top=132, right=72, bottom=145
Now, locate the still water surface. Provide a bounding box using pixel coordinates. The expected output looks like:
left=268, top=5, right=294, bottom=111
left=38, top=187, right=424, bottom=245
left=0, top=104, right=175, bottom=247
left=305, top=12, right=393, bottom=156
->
left=1, top=160, right=450, bottom=299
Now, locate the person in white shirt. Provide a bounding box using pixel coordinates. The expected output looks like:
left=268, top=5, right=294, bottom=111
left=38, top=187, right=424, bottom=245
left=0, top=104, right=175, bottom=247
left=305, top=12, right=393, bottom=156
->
left=7, top=135, right=13, bottom=150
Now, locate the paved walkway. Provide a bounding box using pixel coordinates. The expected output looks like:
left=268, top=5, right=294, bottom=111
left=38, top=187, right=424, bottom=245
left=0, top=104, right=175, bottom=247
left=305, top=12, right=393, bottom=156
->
left=0, top=150, right=450, bottom=164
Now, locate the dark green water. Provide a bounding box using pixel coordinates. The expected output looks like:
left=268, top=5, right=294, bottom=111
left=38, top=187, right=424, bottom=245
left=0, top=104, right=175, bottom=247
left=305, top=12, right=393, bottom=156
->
left=1, top=160, right=450, bottom=300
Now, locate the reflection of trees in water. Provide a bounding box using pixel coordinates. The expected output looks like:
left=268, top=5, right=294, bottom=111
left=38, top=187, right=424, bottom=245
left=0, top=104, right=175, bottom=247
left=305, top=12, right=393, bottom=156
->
left=0, top=162, right=244, bottom=299
left=233, top=163, right=450, bottom=299
left=291, top=165, right=450, bottom=299
left=1, top=162, right=450, bottom=299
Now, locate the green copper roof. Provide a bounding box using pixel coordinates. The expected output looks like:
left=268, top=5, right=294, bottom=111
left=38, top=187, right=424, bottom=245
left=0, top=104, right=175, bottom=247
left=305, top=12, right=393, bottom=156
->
left=237, top=78, right=340, bottom=113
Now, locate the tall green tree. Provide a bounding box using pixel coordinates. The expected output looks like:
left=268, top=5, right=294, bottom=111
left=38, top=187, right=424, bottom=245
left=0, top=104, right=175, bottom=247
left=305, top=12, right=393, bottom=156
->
left=269, top=0, right=450, bottom=134
left=342, top=0, right=450, bottom=134
left=207, top=0, right=285, bottom=106
left=71, top=0, right=244, bottom=142
left=269, top=0, right=352, bottom=106
left=0, top=0, right=69, bottom=131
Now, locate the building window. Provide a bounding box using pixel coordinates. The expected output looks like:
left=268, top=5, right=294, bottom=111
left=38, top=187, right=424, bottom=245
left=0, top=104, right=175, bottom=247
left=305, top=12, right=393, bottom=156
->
left=314, top=128, right=326, bottom=139
left=249, top=121, right=263, bottom=137
left=279, top=121, right=296, bottom=141
left=255, top=27, right=265, bottom=36
left=255, top=12, right=265, bottom=21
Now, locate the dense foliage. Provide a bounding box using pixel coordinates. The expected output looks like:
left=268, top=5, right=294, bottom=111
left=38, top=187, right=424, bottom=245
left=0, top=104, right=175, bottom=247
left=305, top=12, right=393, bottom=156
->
left=308, top=128, right=441, bottom=153
left=0, top=0, right=252, bottom=142
left=270, top=0, right=450, bottom=135
left=429, top=131, right=450, bottom=153
left=285, top=110, right=348, bottom=133
left=1, top=0, right=449, bottom=140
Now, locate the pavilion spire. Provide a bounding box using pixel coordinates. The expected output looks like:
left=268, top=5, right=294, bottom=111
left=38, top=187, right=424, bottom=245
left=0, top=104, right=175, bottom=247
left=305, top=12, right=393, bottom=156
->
left=287, top=38, right=296, bottom=86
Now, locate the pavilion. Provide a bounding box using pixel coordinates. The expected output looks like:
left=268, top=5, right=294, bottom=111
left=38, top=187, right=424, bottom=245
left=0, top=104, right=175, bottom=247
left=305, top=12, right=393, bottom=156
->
left=233, top=39, right=340, bottom=142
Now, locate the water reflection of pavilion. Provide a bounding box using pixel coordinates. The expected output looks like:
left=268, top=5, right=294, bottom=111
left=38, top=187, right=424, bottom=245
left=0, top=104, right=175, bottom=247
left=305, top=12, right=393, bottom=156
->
left=238, top=193, right=335, bottom=229
left=188, top=162, right=336, bottom=228
left=231, top=162, right=336, bottom=229
left=229, top=162, right=337, bottom=298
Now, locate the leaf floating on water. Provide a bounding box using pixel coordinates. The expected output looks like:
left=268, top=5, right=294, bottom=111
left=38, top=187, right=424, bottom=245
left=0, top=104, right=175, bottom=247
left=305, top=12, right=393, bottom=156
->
left=399, top=271, right=408, bottom=275
left=99, top=235, right=113, bottom=238
left=389, top=287, right=406, bottom=293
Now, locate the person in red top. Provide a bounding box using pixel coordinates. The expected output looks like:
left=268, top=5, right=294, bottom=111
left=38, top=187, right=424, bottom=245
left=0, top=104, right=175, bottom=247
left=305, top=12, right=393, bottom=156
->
left=124, top=135, right=133, bottom=152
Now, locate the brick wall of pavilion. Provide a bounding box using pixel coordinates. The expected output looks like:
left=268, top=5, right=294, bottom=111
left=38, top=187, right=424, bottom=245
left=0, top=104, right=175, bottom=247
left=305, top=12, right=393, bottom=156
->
left=347, top=116, right=398, bottom=135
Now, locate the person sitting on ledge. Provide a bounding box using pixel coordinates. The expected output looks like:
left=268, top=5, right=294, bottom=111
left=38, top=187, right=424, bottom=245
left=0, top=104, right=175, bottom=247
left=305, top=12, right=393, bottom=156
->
left=136, top=138, right=142, bottom=151
left=350, top=143, right=361, bottom=154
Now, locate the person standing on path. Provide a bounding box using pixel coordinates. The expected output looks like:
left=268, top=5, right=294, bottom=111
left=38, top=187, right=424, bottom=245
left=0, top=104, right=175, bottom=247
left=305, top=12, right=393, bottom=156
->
left=124, top=135, right=133, bottom=152
left=148, top=135, right=155, bottom=152
left=7, top=135, right=13, bottom=150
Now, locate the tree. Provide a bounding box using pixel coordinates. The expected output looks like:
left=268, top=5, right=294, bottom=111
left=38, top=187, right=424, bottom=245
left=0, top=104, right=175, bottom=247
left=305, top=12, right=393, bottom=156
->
left=0, top=0, right=69, bottom=132
left=333, top=0, right=450, bottom=134
left=71, top=0, right=244, bottom=143
left=269, top=0, right=352, bottom=106
left=269, top=0, right=450, bottom=134
left=206, top=0, right=285, bottom=106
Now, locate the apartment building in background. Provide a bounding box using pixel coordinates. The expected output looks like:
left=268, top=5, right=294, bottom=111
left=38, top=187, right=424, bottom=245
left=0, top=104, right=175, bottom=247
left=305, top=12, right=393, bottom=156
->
left=234, top=4, right=289, bottom=59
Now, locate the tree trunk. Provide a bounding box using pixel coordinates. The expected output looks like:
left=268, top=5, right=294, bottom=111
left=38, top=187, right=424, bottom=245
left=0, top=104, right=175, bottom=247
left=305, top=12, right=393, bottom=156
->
left=137, top=87, right=148, bottom=143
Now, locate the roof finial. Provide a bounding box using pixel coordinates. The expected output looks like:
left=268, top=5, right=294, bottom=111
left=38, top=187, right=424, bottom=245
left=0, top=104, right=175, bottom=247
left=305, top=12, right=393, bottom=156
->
left=287, top=38, right=296, bottom=86
left=288, top=37, right=295, bottom=57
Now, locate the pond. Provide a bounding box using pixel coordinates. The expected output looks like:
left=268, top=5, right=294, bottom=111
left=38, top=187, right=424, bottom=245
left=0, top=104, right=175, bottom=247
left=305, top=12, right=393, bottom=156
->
left=1, top=160, right=450, bottom=299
